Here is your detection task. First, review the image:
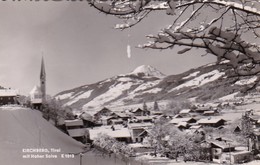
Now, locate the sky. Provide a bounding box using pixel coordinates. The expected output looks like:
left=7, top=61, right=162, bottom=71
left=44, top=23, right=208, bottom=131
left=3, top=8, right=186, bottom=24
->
left=0, top=1, right=216, bottom=96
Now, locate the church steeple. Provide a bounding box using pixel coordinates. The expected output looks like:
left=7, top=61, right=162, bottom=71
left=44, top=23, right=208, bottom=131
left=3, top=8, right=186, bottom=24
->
left=40, top=57, right=46, bottom=102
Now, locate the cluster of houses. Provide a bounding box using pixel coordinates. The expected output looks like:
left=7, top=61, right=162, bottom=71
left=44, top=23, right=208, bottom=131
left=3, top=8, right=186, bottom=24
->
left=60, top=104, right=260, bottom=164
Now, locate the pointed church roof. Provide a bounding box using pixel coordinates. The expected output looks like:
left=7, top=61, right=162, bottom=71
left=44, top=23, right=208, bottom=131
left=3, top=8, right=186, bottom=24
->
left=30, top=86, right=42, bottom=95
left=40, top=57, right=46, bottom=79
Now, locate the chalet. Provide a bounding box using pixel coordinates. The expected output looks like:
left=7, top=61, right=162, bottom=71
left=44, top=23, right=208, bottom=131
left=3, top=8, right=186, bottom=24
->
left=94, top=107, right=114, bottom=118
left=79, top=112, right=96, bottom=128
left=209, top=138, right=253, bottom=164
left=197, top=118, right=226, bottom=128
left=88, top=125, right=131, bottom=143
left=128, top=123, right=153, bottom=143
left=131, top=108, right=150, bottom=116
left=194, top=106, right=212, bottom=114
left=64, top=119, right=86, bottom=142
left=113, top=112, right=132, bottom=122
left=0, top=88, right=19, bottom=105
left=93, top=107, right=121, bottom=124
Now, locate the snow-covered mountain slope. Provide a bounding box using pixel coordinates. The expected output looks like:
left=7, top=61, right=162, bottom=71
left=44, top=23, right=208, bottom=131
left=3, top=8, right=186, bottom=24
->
left=0, top=106, right=84, bottom=165
left=128, top=65, right=166, bottom=78
left=55, top=64, right=259, bottom=111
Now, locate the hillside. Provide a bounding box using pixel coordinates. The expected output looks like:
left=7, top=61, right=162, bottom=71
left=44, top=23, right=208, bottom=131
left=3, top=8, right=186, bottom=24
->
left=55, top=63, right=259, bottom=111
left=0, top=106, right=84, bottom=165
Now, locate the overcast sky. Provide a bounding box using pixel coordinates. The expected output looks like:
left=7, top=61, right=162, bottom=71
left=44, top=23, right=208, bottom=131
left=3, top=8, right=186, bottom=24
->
left=0, top=1, right=216, bottom=95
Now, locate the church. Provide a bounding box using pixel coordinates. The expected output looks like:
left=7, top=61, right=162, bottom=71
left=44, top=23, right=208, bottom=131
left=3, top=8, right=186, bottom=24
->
left=29, top=57, right=46, bottom=110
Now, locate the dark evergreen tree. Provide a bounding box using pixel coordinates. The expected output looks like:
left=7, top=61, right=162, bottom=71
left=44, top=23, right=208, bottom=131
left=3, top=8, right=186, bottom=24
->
left=153, top=100, right=159, bottom=111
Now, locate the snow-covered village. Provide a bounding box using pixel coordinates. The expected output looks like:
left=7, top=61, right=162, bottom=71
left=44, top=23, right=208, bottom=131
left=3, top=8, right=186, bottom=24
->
left=1, top=0, right=260, bottom=165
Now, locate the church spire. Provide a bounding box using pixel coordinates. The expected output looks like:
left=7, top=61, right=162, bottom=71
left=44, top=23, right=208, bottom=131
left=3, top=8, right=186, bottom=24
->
left=40, top=56, right=46, bottom=102
left=40, top=56, right=46, bottom=79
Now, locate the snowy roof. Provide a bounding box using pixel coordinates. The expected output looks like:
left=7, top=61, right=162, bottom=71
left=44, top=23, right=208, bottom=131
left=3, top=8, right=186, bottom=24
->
left=203, top=110, right=215, bottom=114
left=198, top=118, right=226, bottom=124
left=190, top=125, right=202, bottom=129
left=134, top=116, right=153, bottom=120
left=169, top=118, right=196, bottom=124
left=67, top=128, right=86, bottom=137
left=179, top=109, right=191, bottom=114
left=128, top=123, right=153, bottom=129
left=0, top=89, right=18, bottom=96
left=64, top=119, right=83, bottom=126
left=88, top=126, right=131, bottom=140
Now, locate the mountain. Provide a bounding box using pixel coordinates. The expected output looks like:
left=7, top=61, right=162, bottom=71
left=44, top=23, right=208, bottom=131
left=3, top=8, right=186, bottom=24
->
left=55, top=63, right=259, bottom=111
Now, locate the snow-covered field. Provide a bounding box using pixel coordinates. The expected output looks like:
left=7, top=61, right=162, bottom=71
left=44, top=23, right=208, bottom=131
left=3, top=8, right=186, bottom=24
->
left=0, top=106, right=84, bottom=165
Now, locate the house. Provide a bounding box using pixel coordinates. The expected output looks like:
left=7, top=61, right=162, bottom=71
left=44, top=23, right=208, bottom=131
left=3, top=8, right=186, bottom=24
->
left=88, top=125, right=131, bottom=143
left=93, top=107, right=120, bottom=124
left=0, top=88, right=19, bottom=105
left=79, top=112, right=96, bottom=128
left=94, top=107, right=114, bottom=119
left=128, top=123, right=153, bottom=143
left=131, top=108, right=150, bottom=116
left=64, top=119, right=86, bottom=142
left=194, top=106, right=211, bottom=113
left=197, top=118, right=226, bottom=128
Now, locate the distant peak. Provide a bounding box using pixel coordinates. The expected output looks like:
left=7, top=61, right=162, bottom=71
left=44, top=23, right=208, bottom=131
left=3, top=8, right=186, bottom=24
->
left=130, top=65, right=165, bottom=78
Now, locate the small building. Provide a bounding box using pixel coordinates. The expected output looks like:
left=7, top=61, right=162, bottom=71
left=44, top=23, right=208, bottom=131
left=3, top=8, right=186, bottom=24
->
left=0, top=88, right=19, bottom=105
left=64, top=119, right=86, bottom=142
left=197, top=118, right=226, bottom=128
left=88, top=125, right=131, bottom=143
left=29, top=86, right=43, bottom=110
left=131, top=108, right=150, bottom=116
left=128, top=123, right=153, bottom=143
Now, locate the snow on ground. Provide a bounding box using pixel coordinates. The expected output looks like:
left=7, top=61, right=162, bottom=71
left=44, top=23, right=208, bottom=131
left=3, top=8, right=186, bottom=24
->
left=0, top=106, right=84, bottom=165
left=83, top=82, right=133, bottom=109
left=131, top=80, right=161, bottom=93
left=183, top=71, right=200, bottom=79
left=65, top=90, right=93, bottom=106
left=137, top=154, right=260, bottom=165
left=142, top=87, right=162, bottom=94
left=55, top=92, right=74, bottom=100
left=219, top=92, right=239, bottom=101
left=117, top=77, right=133, bottom=82
left=130, top=65, right=165, bottom=78
left=235, top=76, right=258, bottom=85
left=170, top=70, right=225, bottom=92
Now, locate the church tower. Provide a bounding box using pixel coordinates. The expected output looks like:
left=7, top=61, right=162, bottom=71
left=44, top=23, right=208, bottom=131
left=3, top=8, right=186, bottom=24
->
left=40, top=57, right=46, bottom=103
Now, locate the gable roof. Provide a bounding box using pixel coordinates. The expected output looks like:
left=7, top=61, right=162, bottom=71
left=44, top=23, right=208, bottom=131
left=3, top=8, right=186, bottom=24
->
left=88, top=126, right=131, bottom=140
left=197, top=118, right=226, bottom=124
left=64, top=119, right=83, bottom=127
left=179, top=109, right=191, bottom=114
left=0, top=89, right=18, bottom=97
left=169, top=117, right=196, bottom=124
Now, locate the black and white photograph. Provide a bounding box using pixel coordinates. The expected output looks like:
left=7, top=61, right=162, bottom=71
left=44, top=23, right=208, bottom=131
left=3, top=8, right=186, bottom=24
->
left=0, top=0, right=260, bottom=164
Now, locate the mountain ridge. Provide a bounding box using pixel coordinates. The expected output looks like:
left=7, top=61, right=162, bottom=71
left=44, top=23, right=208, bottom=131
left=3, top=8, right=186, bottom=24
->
left=55, top=64, right=259, bottom=111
